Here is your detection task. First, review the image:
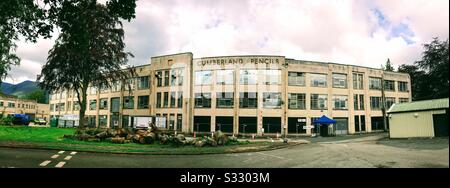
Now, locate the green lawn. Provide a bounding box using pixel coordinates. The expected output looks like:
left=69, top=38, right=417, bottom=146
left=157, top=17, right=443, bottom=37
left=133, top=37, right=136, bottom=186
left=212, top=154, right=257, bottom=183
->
left=0, top=126, right=292, bottom=154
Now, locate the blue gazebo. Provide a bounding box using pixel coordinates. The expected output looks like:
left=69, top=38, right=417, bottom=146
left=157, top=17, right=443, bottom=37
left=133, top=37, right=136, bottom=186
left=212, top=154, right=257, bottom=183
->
left=312, top=115, right=337, bottom=137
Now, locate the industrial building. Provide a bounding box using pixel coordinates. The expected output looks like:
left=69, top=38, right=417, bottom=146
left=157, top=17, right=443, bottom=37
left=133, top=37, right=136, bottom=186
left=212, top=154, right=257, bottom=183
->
left=0, top=94, right=50, bottom=121
left=388, top=98, right=449, bottom=138
left=49, top=52, right=411, bottom=135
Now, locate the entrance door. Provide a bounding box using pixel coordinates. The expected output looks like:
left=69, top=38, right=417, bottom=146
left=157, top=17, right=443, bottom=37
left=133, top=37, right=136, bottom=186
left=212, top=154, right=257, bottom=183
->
left=433, top=112, right=449, bottom=137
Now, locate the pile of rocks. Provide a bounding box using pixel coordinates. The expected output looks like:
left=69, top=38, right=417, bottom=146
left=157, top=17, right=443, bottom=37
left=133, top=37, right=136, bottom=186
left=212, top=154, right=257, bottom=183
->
left=63, top=127, right=238, bottom=147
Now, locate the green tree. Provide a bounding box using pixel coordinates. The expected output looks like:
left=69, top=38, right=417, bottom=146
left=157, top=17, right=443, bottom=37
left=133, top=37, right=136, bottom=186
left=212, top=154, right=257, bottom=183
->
left=397, top=64, right=428, bottom=100
left=38, top=0, right=136, bottom=127
left=0, top=0, right=52, bottom=84
left=21, top=89, right=47, bottom=103
left=398, top=38, right=449, bottom=100
left=382, top=58, right=395, bottom=71
left=415, top=38, right=449, bottom=99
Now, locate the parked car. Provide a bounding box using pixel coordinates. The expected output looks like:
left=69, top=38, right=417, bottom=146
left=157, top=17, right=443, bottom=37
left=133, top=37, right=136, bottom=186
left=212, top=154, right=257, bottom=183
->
left=34, top=118, right=47, bottom=125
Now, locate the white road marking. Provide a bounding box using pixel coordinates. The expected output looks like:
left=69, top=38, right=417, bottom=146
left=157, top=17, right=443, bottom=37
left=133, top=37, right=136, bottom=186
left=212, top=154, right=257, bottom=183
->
left=39, top=160, right=51, bottom=167
left=70, top=152, right=77, bottom=155
left=64, top=156, right=72, bottom=160
left=257, top=152, right=289, bottom=160
left=55, top=162, right=66, bottom=168
left=51, top=155, right=60, bottom=159
left=58, top=151, right=65, bottom=154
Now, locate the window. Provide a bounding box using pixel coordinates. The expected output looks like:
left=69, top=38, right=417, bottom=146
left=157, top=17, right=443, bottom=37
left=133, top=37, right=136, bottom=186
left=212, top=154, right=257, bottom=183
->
left=288, top=93, right=306, bottom=109
left=156, top=71, right=162, bottom=87
left=111, top=81, right=121, bottom=92
left=110, top=98, right=119, bottom=112
left=0, top=101, right=4, bottom=107
left=333, top=95, right=348, bottom=110
left=239, top=92, right=258, bottom=108
left=171, top=68, right=184, bottom=86
left=138, top=95, right=149, bottom=109
left=99, top=115, right=108, bottom=127
left=354, top=94, right=365, bottom=110
left=310, top=74, right=327, bottom=87
left=124, top=78, right=135, bottom=91
left=195, top=93, right=211, bottom=108
left=216, top=92, right=234, bottom=108
left=59, top=103, right=65, bottom=111
left=262, top=69, right=281, bottom=85
left=240, top=70, right=258, bottom=85
left=73, top=102, right=80, bottom=111
left=385, top=97, right=396, bottom=109
left=163, top=92, right=169, bottom=107
left=170, top=92, right=176, bottom=108
left=89, top=100, right=97, bottom=110
left=89, top=86, right=97, bottom=95
left=156, top=93, right=161, bottom=108
left=311, top=94, right=328, bottom=110
left=123, top=96, right=134, bottom=109
left=164, top=70, right=170, bottom=86
left=399, top=98, right=409, bottom=103
left=138, top=76, right=150, bottom=89
left=50, top=104, right=54, bottom=111
left=195, top=70, right=212, bottom=85
left=332, top=73, right=347, bottom=88
left=263, top=92, right=282, bottom=108
left=177, top=92, right=183, bottom=108
left=370, top=97, right=381, bottom=110
left=288, top=72, right=305, bottom=86
left=398, top=81, right=408, bottom=92
left=384, top=80, right=395, bottom=91
left=216, top=70, right=234, bottom=85
left=99, top=98, right=108, bottom=110
left=353, top=73, right=364, bottom=89
left=99, top=84, right=108, bottom=93
left=369, top=77, right=382, bottom=90
left=8, top=102, right=15, bottom=108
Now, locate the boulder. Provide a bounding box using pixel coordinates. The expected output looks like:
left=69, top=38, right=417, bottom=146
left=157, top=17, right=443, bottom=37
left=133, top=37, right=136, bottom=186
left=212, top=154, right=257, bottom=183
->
left=205, top=137, right=217, bottom=147
left=176, top=134, right=186, bottom=142
left=160, top=134, right=169, bottom=144
left=111, top=137, right=125, bottom=144
left=95, top=131, right=108, bottom=139
left=213, top=131, right=228, bottom=145
left=194, top=140, right=206, bottom=147
left=136, top=130, right=147, bottom=137
left=228, top=136, right=238, bottom=142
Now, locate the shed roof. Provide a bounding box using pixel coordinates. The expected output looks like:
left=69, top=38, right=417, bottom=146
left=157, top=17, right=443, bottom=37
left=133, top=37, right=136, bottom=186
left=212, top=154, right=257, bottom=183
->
left=387, top=98, right=449, bottom=113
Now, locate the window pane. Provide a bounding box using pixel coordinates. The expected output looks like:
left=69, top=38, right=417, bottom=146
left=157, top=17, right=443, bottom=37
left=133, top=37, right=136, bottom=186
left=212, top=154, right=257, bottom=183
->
left=332, top=73, right=347, bottom=88
left=240, top=70, right=258, bottom=85
left=310, top=74, right=327, bottom=87
left=216, top=70, right=234, bottom=85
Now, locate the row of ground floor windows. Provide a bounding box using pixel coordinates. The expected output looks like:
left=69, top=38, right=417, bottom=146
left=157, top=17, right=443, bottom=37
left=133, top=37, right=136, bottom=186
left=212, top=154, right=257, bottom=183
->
left=193, top=116, right=386, bottom=134
left=53, top=114, right=387, bottom=134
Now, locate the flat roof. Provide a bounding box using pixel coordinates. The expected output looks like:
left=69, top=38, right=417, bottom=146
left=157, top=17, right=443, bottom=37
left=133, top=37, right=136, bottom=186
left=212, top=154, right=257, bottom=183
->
left=388, top=98, right=449, bottom=113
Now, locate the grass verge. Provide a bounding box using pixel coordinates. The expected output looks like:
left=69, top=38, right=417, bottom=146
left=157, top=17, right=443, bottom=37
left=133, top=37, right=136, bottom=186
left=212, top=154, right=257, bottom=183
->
left=0, top=126, right=300, bottom=155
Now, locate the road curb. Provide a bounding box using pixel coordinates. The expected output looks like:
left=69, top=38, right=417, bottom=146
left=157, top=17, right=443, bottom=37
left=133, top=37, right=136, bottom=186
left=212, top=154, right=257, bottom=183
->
left=0, top=141, right=308, bottom=156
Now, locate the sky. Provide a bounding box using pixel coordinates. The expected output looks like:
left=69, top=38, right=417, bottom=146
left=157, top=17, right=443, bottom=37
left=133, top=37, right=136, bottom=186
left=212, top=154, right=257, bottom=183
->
left=6, top=0, right=449, bottom=84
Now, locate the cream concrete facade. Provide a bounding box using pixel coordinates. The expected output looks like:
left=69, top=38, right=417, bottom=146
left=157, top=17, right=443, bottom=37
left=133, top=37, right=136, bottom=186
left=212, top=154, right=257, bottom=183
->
left=49, top=52, right=411, bottom=135
left=0, top=95, right=49, bottom=120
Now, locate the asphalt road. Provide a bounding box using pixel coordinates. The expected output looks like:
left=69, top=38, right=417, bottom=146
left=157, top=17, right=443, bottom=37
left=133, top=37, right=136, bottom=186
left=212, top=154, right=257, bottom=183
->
left=0, top=137, right=448, bottom=168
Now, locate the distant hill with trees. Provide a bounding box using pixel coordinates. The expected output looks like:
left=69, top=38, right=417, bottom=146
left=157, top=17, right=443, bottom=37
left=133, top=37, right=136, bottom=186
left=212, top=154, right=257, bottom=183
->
left=0, top=80, right=48, bottom=103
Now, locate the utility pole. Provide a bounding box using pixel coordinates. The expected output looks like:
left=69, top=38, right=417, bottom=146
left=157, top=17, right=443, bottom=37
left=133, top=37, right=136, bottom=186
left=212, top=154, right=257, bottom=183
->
left=381, top=73, right=388, bottom=132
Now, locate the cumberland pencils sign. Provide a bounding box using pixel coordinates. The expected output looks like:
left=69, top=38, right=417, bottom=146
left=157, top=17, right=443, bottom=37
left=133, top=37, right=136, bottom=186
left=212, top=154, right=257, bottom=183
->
left=199, top=57, right=281, bottom=66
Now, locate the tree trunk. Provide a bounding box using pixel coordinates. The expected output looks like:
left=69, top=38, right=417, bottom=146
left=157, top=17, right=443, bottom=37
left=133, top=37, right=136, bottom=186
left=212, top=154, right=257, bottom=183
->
left=78, top=86, right=88, bottom=128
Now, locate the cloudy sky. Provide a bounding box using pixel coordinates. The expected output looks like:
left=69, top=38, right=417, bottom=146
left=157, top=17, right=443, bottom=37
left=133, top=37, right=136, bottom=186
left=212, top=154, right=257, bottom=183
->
left=6, top=0, right=449, bottom=84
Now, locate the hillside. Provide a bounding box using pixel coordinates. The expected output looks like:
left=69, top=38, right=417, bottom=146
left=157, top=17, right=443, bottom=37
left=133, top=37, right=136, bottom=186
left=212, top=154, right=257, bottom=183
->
left=0, top=81, right=49, bottom=103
